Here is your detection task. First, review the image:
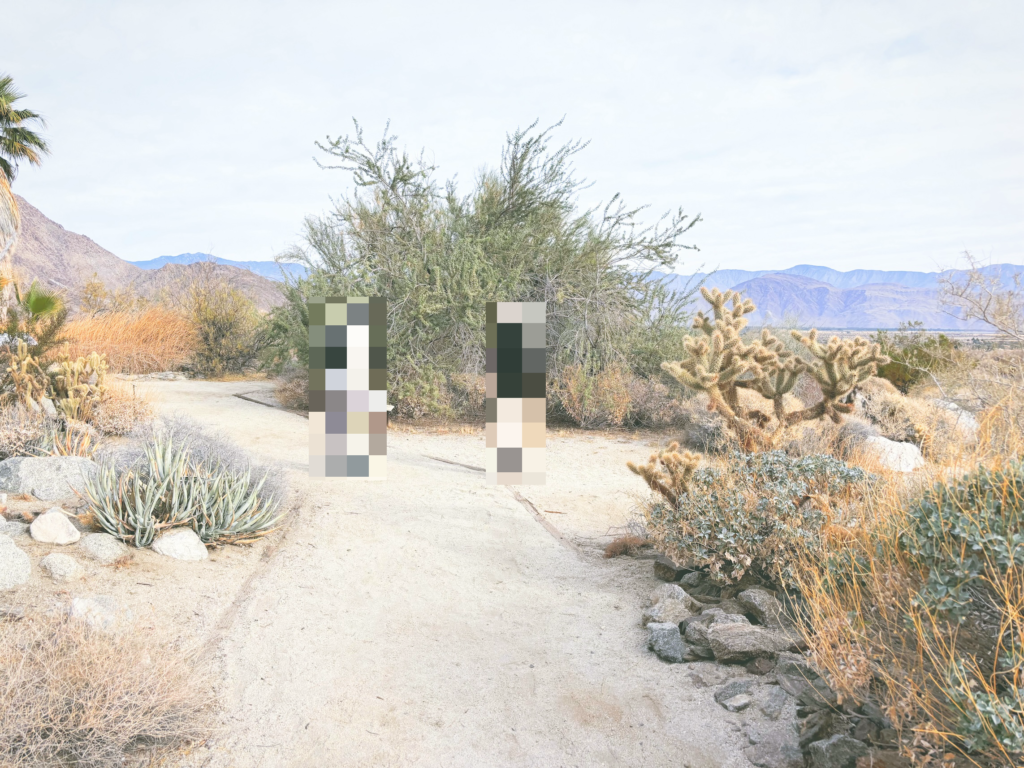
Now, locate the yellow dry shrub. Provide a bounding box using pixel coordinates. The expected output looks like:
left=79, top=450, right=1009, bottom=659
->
left=89, top=379, right=153, bottom=436
left=857, top=377, right=974, bottom=463
left=557, top=363, right=632, bottom=428
left=60, top=308, right=198, bottom=375
left=0, top=610, right=214, bottom=767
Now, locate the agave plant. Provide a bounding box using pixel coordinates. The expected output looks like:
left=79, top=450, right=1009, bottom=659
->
left=86, top=431, right=283, bottom=548
left=85, top=434, right=194, bottom=547
left=190, top=464, right=283, bottom=545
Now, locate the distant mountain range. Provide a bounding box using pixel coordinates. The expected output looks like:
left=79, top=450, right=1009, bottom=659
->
left=654, top=264, right=1024, bottom=330
left=129, top=253, right=307, bottom=282
left=11, top=197, right=285, bottom=312
left=10, top=195, right=1021, bottom=329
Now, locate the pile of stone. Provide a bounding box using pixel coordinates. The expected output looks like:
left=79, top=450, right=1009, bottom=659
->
left=646, top=559, right=907, bottom=768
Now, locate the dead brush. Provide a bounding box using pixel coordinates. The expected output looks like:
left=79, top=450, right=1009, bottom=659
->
left=59, top=308, right=198, bottom=375
left=88, top=380, right=153, bottom=436
left=0, top=610, right=215, bottom=767
left=603, top=534, right=649, bottom=558
left=555, top=363, right=634, bottom=428
left=274, top=369, right=309, bottom=411
left=792, top=426, right=1024, bottom=767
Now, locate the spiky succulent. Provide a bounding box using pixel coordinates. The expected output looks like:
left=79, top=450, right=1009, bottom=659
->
left=658, top=287, right=890, bottom=450
left=85, top=432, right=284, bottom=548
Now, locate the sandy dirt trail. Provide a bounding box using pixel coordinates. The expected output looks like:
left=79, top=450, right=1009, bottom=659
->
left=139, top=380, right=758, bottom=768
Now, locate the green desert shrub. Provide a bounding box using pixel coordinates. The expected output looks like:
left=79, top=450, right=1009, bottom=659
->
left=902, top=459, right=1024, bottom=622
left=633, top=447, right=870, bottom=584
left=792, top=457, right=1024, bottom=766
left=872, top=321, right=961, bottom=393
left=265, top=119, right=702, bottom=420
left=181, top=263, right=266, bottom=376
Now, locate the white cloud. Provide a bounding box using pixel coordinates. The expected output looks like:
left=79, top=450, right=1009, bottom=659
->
left=6, top=0, right=1023, bottom=272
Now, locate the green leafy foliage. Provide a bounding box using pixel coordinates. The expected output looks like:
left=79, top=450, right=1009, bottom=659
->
left=1, top=279, right=68, bottom=361
left=943, top=661, right=1024, bottom=755
left=643, top=450, right=870, bottom=584
left=902, top=460, right=1024, bottom=621
left=0, top=73, right=50, bottom=184
left=183, top=265, right=267, bottom=376
left=872, top=321, right=961, bottom=393
left=264, top=119, right=702, bottom=418
left=85, top=432, right=283, bottom=548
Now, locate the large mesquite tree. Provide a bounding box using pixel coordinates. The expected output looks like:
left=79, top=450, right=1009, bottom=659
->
left=266, top=120, right=704, bottom=415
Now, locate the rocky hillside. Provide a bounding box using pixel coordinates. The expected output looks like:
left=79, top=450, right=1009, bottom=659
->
left=10, top=197, right=285, bottom=312
left=130, top=252, right=307, bottom=282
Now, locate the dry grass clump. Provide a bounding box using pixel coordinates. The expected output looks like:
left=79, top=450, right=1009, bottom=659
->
left=60, top=308, right=198, bottom=375
left=88, top=380, right=153, bottom=436
left=274, top=369, right=309, bottom=411
left=555, top=363, right=633, bottom=428
left=793, top=419, right=1024, bottom=767
left=447, top=372, right=487, bottom=419
left=554, top=364, right=694, bottom=429
left=0, top=611, right=214, bottom=767
left=603, top=534, right=649, bottom=558
left=855, top=377, right=970, bottom=463
left=624, top=376, right=687, bottom=428
left=790, top=415, right=880, bottom=460
left=0, top=405, right=46, bottom=459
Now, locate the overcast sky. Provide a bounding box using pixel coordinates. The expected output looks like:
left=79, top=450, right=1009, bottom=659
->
left=5, top=0, right=1023, bottom=273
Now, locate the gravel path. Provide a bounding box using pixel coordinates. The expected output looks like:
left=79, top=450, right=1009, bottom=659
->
left=142, top=380, right=758, bottom=768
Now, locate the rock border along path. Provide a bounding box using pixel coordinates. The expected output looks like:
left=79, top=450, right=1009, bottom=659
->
left=142, top=380, right=772, bottom=768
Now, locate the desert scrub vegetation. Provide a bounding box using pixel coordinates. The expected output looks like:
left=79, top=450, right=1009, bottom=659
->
left=87, top=417, right=286, bottom=547
left=792, top=455, right=1024, bottom=766
left=0, top=340, right=152, bottom=458
left=0, top=610, right=213, bottom=767
left=629, top=272, right=1024, bottom=765
left=631, top=443, right=871, bottom=584
left=265, top=119, right=701, bottom=423
left=65, top=268, right=267, bottom=379
left=178, top=262, right=268, bottom=377
left=60, top=306, right=198, bottom=375
left=658, top=286, right=889, bottom=451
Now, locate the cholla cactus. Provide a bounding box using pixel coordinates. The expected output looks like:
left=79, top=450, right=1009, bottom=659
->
left=660, top=287, right=889, bottom=450
left=627, top=441, right=700, bottom=505
left=786, top=330, right=889, bottom=425
left=5, top=339, right=49, bottom=409
left=50, top=352, right=108, bottom=421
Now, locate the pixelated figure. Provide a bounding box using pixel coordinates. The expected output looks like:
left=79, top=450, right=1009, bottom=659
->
left=308, top=297, right=387, bottom=478
left=486, top=301, right=546, bottom=484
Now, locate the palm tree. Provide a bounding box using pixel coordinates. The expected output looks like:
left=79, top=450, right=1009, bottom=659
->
left=0, top=74, right=49, bottom=261
left=0, top=74, right=49, bottom=184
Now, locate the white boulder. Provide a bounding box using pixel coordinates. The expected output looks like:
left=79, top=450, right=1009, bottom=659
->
left=79, top=533, right=131, bottom=564
left=861, top=436, right=925, bottom=472
left=30, top=508, right=81, bottom=545
left=40, top=552, right=84, bottom=582
left=0, top=533, right=31, bottom=590
left=151, top=528, right=208, bottom=561
left=0, top=456, right=98, bottom=501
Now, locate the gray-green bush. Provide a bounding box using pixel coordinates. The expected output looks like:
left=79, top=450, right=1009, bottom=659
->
left=264, top=120, right=702, bottom=419
left=638, top=450, right=871, bottom=584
